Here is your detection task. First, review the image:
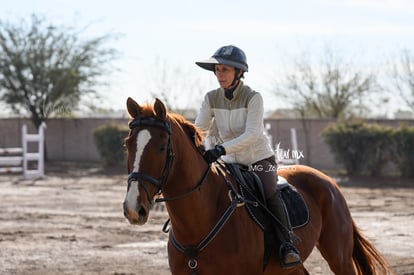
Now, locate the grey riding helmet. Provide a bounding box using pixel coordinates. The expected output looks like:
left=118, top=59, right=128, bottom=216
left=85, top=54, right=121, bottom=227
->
left=196, top=45, right=249, bottom=72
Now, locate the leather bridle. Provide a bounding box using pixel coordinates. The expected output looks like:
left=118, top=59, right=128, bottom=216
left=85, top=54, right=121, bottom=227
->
left=127, top=116, right=210, bottom=202
left=127, top=116, right=174, bottom=199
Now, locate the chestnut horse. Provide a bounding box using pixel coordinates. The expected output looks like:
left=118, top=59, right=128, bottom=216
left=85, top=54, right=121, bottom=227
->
left=123, top=97, right=392, bottom=275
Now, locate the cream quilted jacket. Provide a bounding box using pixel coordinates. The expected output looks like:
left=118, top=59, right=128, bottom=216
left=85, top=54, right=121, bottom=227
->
left=195, top=81, right=274, bottom=166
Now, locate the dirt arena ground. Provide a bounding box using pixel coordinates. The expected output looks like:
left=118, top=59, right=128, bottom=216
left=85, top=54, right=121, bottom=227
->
left=0, top=163, right=413, bottom=275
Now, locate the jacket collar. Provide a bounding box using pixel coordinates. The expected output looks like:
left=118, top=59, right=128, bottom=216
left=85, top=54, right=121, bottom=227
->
left=222, top=81, right=243, bottom=101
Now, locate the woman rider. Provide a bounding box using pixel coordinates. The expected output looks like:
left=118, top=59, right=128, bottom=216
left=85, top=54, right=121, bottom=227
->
left=194, top=45, right=301, bottom=268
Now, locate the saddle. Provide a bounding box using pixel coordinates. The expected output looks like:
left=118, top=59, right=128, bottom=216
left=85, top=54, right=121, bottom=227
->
left=224, top=163, right=309, bottom=229
left=224, top=163, right=309, bottom=269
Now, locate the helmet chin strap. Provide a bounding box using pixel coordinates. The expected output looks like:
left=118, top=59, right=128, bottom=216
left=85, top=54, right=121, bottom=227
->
left=224, top=70, right=241, bottom=99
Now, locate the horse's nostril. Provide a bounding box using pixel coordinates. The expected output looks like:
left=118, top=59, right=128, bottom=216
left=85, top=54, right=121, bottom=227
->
left=138, top=206, right=147, bottom=217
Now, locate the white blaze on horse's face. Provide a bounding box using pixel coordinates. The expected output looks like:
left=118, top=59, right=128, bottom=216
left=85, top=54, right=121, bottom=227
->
left=125, top=129, right=151, bottom=212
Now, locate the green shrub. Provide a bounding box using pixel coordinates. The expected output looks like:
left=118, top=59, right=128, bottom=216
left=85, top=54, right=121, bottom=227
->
left=322, top=121, right=393, bottom=176
left=391, top=126, right=414, bottom=177
left=93, top=124, right=129, bottom=166
left=359, top=124, right=393, bottom=176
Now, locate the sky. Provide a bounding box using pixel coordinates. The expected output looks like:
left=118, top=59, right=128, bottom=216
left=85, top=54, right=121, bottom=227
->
left=1, top=0, right=414, bottom=116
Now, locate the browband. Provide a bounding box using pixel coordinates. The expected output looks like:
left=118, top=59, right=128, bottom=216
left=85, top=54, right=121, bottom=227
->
left=129, top=117, right=171, bottom=134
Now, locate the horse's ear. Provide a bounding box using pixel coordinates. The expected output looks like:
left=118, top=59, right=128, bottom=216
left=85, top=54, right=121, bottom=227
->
left=154, top=98, right=168, bottom=120
left=126, top=97, right=142, bottom=118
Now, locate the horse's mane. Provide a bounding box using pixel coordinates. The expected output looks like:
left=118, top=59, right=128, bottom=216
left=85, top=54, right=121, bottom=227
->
left=169, top=112, right=205, bottom=148
left=135, top=103, right=205, bottom=150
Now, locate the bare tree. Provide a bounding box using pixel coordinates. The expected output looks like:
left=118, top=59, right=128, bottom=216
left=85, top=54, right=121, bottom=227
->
left=0, top=14, right=119, bottom=129
left=275, top=47, right=379, bottom=120
left=273, top=46, right=380, bottom=165
left=391, top=49, right=414, bottom=112
left=147, top=57, right=207, bottom=117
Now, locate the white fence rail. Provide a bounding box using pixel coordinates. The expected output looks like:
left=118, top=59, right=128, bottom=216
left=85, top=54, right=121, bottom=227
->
left=0, top=123, right=45, bottom=179
left=265, top=124, right=300, bottom=166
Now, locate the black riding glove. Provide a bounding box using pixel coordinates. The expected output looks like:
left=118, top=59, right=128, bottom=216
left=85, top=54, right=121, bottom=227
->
left=203, top=145, right=226, bottom=164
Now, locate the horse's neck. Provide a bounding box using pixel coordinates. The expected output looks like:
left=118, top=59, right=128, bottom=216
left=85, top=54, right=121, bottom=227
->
left=163, top=155, right=228, bottom=240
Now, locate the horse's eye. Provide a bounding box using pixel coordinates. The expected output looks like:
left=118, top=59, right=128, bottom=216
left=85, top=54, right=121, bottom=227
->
left=160, top=144, right=167, bottom=152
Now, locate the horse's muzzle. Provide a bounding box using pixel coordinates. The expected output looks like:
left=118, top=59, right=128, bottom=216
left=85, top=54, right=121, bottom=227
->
left=123, top=200, right=149, bottom=225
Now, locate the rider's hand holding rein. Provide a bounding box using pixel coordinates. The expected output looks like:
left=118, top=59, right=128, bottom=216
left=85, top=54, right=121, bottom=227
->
left=203, top=145, right=226, bottom=164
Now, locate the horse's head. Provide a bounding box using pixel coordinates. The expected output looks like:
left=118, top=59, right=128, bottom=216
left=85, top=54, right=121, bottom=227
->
left=123, top=97, right=173, bottom=225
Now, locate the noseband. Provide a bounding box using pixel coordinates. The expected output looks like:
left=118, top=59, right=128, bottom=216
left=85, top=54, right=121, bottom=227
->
left=127, top=116, right=174, bottom=197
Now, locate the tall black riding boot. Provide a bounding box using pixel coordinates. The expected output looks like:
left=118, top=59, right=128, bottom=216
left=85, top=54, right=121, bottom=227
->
left=266, top=191, right=301, bottom=268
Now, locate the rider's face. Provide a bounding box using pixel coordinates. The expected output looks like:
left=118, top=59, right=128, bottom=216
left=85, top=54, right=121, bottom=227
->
left=214, top=65, right=236, bottom=89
